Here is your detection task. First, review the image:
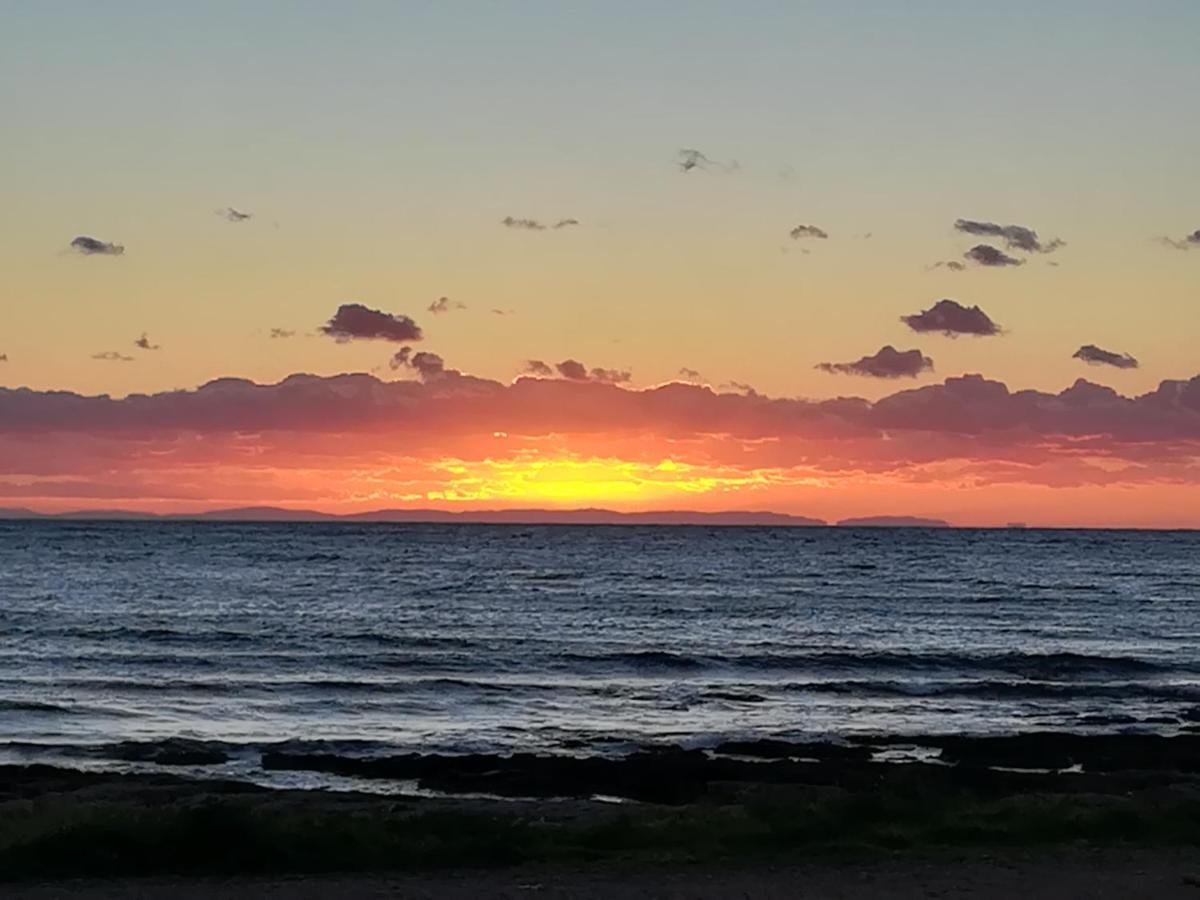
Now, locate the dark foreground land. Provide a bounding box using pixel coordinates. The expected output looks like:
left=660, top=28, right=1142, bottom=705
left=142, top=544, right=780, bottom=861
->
left=2, top=733, right=1199, bottom=896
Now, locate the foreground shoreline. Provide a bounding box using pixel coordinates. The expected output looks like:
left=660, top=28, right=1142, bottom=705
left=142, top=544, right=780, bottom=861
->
left=2, top=732, right=1198, bottom=886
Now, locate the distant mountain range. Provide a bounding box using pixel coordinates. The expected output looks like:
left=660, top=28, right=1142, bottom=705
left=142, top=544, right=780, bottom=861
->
left=0, top=506, right=954, bottom=527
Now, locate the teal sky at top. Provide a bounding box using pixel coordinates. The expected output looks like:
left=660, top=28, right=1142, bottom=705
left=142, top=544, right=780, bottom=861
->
left=2, top=1, right=1198, bottom=398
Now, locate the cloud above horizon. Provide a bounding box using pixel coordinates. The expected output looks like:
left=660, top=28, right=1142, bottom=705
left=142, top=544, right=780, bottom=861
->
left=1073, top=344, right=1139, bottom=369
left=91, top=351, right=134, bottom=362
left=902, top=300, right=1001, bottom=337
left=320, top=304, right=423, bottom=343
left=817, top=345, right=934, bottom=378
left=134, top=333, right=161, bottom=351
left=219, top=207, right=252, bottom=222
left=954, top=219, right=1064, bottom=254
left=70, top=236, right=124, bottom=256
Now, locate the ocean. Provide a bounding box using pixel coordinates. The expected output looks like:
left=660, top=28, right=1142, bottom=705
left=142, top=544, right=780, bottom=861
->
left=1, top=522, right=1198, bottom=785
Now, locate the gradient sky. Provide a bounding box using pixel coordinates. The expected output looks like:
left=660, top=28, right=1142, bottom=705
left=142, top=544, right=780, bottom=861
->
left=2, top=2, right=1198, bottom=524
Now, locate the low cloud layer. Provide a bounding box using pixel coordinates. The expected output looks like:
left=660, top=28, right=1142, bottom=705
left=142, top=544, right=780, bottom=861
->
left=818, top=345, right=934, bottom=378
left=789, top=225, right=829, bottom=240
left=955, top=219, right=1063, bottom=254
left=1073, top=344, right=1139, bottom=369
left=70, top=236, right=124, bottom=256
left=320, top=304, right=423, bottom=343
left=902, top=299, right=1001, bottom=337
left=964, top=244, right=1023, bottom=267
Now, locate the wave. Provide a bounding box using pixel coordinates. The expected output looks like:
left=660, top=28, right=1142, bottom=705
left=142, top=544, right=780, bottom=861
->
left=551, top=649, right=1182, bottom=677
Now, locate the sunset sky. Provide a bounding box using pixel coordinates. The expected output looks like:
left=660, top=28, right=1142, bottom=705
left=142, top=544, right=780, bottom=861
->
left=2, top=2, right=1198, bottom=526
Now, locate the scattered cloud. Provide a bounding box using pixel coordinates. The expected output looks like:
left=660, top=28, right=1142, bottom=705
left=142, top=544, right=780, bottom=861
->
left=218, top=207, right=252, bottom=222
left=901, top=299, right=1001, bottom=337
left=70, top=236, right=124, bottom=256
left=553, top=218, right=580, bottom=229
left=320, top=304, right=423, bottom=343
left=930, top=260, right=966, bottom=272
left=963, top=244, right=1023, bottom=267
left=954, top=219, right=1063, bottom=254
left=677, top=148, right=738, bottom=173
left=133, top=333, right=161, bottom=351
left=1159, top=229, right=1200, bottom=250
left=524, top=360, right=555, bottom=377
left=390, top=347, right=449, bottom=379
left=1073, top=344, right=1139, bottom=370
left=427, top=296, right=466, bottom=315
left=92, top=351, right=134, bottom=362
left=817, top=345, right=934, bottom=378
left=491, top=308, right=515, bottom=316
left=789, top=224, right=829, bottom=240
left=678, top=367, right=703, bottom=381
left=0, top=354, right=7, bottom=363
left=269, top=328, right=295, bottom=339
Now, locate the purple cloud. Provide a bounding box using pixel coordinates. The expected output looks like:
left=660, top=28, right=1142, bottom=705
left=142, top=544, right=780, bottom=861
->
left=902, top=300, right=1001, bottom=337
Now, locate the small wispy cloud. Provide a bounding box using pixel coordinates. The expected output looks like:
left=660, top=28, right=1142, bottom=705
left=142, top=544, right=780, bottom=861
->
left=269, top=328, right=295, bottom=339
left=930, top=260, right=966, bottom=272
left=1159, top=229, right=1200, bottom=250
left=427, top=296, right=467, bottom=315
left=789, top=224, right=829, bottom=240
left=501, top=216, right=579, bottom=231
left=677, top=148, right=738, bottom=174
left=133, top=333, right=161, bottom=351
left=501, top=216, right=546, bottom=230
left=92, top=351, right=135, bottom=362
left=678, top=367, right=703, bottom=381
left=218, top=207, right=252, bottom=222
left=1073, top=344, right=1139, bottom=369
left=71, top=236, right=124, bottom=256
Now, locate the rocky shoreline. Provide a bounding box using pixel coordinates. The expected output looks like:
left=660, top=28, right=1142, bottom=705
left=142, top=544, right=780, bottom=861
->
left=0, top=731, right=1198, bottom=880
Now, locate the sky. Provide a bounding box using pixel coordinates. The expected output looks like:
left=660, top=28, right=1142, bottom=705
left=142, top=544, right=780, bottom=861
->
left=1, top=1, right=1198, bottom=525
